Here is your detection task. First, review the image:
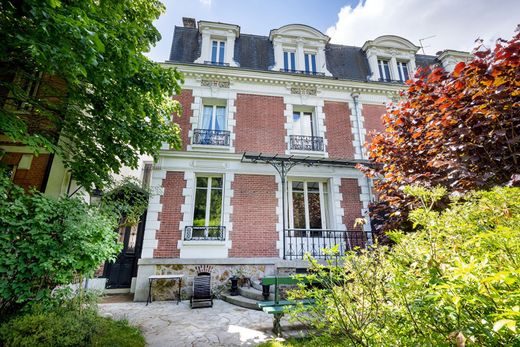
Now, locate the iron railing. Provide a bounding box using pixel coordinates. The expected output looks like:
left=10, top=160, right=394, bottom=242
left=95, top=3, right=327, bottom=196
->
left=284, top=229, right=367, bottom=259
left=184, top=226, right=226, bottom=241
left=378, top=78, right=405, bottom=84
left=290, top=135, right=324, bottom=151
left=204, top=61, right=230, bottom=66
left=193, top=129, right=230, bottom=146
left=280, top=68, right=325, bottom=76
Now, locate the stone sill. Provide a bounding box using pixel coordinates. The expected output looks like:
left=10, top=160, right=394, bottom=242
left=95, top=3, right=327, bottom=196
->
left=138, top=257, right=282, bottom=266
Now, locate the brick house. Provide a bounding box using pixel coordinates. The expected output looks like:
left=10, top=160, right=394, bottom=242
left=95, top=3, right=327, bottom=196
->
left=133, top=19, right=471, bottom=301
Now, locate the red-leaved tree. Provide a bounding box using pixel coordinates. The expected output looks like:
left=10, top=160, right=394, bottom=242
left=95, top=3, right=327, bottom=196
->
left=363, top=26, right=520, bottom=234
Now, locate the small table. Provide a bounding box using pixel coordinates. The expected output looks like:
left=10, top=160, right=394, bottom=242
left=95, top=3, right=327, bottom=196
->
left=146, top=274, right=184, bottom=305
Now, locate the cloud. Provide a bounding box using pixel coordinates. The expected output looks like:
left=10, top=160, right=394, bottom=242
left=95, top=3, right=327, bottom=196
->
left=326, top=0, right=519, bottom=55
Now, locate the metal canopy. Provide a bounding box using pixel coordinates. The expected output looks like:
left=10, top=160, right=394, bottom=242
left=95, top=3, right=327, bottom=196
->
left=241, top=152, right=371, bottom=168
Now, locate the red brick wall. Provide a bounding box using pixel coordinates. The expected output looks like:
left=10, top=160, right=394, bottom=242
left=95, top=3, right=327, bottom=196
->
left=1, top=152, right=50, bottom=191
left=230, top=174, right=279, bottom=257
left=323, top=101, right=355, bottom=159
left=172, top=89, right=193, bottom=151
left=154, top=171, right=186, bottom=258
left=363, top=104, right=387, bottom=142
left=340, top=178, right=364, bottom=231
left=235, top=94, right=285, bottom=154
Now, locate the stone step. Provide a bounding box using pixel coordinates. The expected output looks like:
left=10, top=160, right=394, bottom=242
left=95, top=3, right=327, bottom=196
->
left=221, top=292, right=261, bottom=310
left=239, top=286, right=274, bottom=301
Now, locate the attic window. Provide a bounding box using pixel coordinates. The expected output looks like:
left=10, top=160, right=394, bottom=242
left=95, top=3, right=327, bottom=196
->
left=211, top=40, right=226, bottom=65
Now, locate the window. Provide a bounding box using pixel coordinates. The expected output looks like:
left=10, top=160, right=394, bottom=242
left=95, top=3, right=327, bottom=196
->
left=3, top=164, right=16, bottom=181
left=304, top=53, right=317, bottom=74
left=397, top=61, right=409, bottom=82
left=193, top=176, right=223, bottom=228
left=378, top=59, right=391, bottom=81
left=211, top=40, right=225, bottom=65
left=202, top=105, right=226, bottom=131
left=289, top=181, right=329, bottom=235
left=283, top=51, right=296, bottom=72
left=292, top=111, right=315, bottom=137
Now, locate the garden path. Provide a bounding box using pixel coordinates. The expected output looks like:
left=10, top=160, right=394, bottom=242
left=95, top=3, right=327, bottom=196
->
left=99, top=299, right=305, bottom=346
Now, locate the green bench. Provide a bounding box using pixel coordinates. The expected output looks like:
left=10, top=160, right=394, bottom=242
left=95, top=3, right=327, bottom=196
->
left=258, top=276, right=315, bottom=336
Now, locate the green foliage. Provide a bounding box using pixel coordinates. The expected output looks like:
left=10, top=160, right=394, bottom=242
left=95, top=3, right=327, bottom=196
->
left=0, top=0, right=183, bottom=188
left=0, top=177, right=121, bottom=316
left=0, top=305, right=145, bottom=347
left=102, top=177, right=150, bottom=227
left=289, top=187, right=520, bottom=346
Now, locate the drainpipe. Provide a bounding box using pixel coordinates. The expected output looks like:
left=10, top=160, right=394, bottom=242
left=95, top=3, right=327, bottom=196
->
left=350, top=92, right=374, bottom=245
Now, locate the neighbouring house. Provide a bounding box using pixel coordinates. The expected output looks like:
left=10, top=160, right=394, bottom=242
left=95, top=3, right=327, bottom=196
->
left=121, top=18, right=473, bottom=301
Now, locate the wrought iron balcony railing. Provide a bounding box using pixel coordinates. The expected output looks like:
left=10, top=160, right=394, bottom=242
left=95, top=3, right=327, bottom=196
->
left=193, top=129, right=230, bottom=146
left=290, top=135, right=324, bottom=151
left=279, top=68, right=325, bottom=76
left=184, top=226, right=226, bottom=241
left=378, top=78, right=405, bottom=84
left=204, top=61, right=230, bottom=67
left=284, top=229, right=367, bottom=260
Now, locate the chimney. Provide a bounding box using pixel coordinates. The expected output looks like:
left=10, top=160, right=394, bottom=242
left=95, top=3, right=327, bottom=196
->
left=182, top=17, right=196, bottom=28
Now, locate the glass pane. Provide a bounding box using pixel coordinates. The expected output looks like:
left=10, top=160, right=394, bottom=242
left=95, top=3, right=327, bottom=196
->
left=301, top=113, right=313, bottom=136
left=402, top=63, right=409, bottom=80
left=283, top=52, right=288, bottom=71
left=211, top=176, right=223, bottom=189
left=308, top=192, right=322, bottom=229
left=311, top=54, right=317, bottom=73
left=290, top=52, right=295, bottom=71
left=219, top=41, right=225, bottom=63
left=202, top=106, right=213, bottom=129
left=307, top=182, right=319, bottom=192
left=211, top=41, right=217, bottom=63
left=197, top=177, right=208, bottom=188
left=292, top=181, right=304, bottom=191
left=127, top=225, right=138, bottom=253
left=304, top=54, right=310, bottom=73
left=384, top=61, right=391, bottom=81
left=193, top=188, right=207, bottom=226
left=292, top=112, right=301, bottom=135
left=209, top=188, right=222, bottom=226
left=117, top=226, right=126, bottom=243
left=215, top=106, right=226, bottom=130
left=292, top=191, right=305, bottom=229
left=378, top=61, right=384, bottom=79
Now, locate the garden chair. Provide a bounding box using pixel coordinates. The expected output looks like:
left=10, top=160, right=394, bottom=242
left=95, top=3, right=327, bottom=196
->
left=190, top=271, right=213, bottom=308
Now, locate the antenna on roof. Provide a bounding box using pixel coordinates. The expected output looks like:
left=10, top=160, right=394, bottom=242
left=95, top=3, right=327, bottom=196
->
left=419, top=35, right=436, bottom=54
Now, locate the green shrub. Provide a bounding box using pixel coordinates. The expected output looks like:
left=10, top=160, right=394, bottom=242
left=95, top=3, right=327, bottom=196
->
left=0, top=177, right=121, bottom=316
left=0, top=306, right=145, bottom=347
left=289, top=187, right=520, bottom=346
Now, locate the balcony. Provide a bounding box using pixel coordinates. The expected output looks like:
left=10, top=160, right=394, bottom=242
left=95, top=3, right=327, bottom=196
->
left=378, top=78, right=405, bottom=84
left=289, top=135, right=324, bottom=152
left=279, top=68, right=325, bottom=76
left=184, top=226, right=226, bottom=241
left=204, top=61, right=230, bottom=67
left=284, top=229, right=367, bottom=260
left=193, top=129, right=230, bottom=146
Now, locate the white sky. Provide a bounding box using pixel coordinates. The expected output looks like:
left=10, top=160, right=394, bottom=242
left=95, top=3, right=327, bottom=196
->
left=326, top=0, right=520, bottom=55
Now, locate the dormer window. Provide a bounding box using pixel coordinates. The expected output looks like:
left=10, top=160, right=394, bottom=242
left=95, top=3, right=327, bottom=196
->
left=211, top=40, right=226, bottom=65
left=283, top=51, right=296, bottom=72
left=396, top=61, right=409, bottom=82
left=194, top=21, right=240, bottom=67
left=362, top=35, right=419, bottom=83
left=270, top=24, right=331, bottom=76
left=304, top=53, right=317, bottom=74
left=378, top=59, right=391, bottom=82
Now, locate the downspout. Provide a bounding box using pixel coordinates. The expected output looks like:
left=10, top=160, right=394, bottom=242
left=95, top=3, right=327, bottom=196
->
left=350, top=92, right=374, bottom=245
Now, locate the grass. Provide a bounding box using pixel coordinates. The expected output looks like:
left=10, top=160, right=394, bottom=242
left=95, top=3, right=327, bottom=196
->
left=259, top=336, right=349, bottom=347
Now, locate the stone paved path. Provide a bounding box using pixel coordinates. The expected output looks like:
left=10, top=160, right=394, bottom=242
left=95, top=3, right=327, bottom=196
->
left=99, top=299, right=306, bottom=346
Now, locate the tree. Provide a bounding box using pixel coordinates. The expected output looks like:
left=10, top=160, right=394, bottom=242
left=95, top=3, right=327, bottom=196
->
left=363, top=27, right=520, bottom=233
left=0, top=0, right=183, bottom=189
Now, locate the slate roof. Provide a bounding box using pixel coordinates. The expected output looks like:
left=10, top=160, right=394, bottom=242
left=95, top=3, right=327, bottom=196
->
left=168, top=26, right=438, bottom=82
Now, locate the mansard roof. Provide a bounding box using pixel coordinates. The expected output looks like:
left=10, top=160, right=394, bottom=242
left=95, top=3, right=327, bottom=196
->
left=168, top=26, right=438, bottom=81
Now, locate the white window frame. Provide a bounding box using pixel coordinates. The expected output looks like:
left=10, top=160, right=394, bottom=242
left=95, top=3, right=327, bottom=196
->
left=396, top=61, right=410, bottom=82
left=288, top=180, right=329, bottom=230
left=192, top=175, right=224, bottom=230
left=378, top=59, right=392, bottom=81
left=283, top=50, right=296, bottom=71
left=304, top=52, right=317, bottom=74
left=200, top=104, right=227, bottom=131
left=211, top=40, right=226, bottom=65
left=292, top=110, right=316, bottom=137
